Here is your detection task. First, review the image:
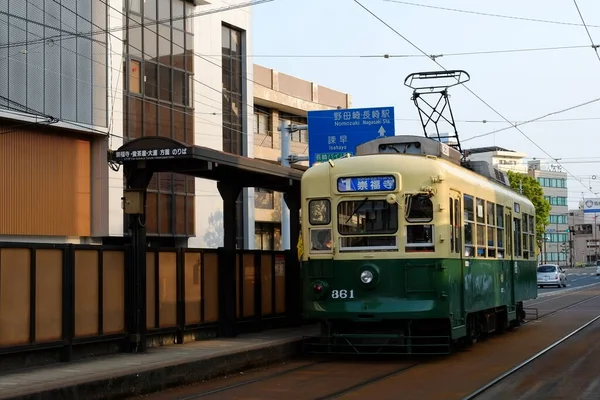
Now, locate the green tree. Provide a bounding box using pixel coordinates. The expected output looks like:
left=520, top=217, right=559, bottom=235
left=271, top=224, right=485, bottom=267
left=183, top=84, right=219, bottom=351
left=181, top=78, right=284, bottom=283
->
left=506, top=170, right=551, bottom=248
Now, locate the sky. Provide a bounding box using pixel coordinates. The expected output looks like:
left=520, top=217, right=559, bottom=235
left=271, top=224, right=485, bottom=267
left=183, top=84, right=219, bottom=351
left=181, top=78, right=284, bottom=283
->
left=252, top=0, right=600, bottom=209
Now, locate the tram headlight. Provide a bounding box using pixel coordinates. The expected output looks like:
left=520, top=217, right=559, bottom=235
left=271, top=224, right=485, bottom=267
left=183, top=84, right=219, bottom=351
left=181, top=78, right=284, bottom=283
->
left=360, top=270, right=374, bottom=284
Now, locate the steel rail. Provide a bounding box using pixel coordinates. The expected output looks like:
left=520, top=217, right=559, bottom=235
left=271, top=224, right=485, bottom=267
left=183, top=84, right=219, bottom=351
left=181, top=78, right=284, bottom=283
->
left=315, top=363, right=420, bottom=400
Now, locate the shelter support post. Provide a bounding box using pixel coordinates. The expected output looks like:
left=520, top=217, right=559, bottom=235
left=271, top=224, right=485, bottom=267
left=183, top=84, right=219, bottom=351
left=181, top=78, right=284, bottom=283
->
left=217, top=182, right=243, bottom=337
left=123, top=163, right=153, bottom=353
left=284, top=188, right=303, bottom=326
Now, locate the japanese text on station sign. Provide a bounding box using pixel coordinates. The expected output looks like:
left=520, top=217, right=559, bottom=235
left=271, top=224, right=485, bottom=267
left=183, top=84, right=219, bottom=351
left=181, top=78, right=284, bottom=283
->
left=114, top=147, right=188, bottom=159
left=337, top=175, right=396, bottom=193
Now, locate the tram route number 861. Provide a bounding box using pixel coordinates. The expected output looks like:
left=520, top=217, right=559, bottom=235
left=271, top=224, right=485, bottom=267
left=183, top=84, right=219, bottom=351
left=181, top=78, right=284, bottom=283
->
left=331, top=289, right=355, bottom=299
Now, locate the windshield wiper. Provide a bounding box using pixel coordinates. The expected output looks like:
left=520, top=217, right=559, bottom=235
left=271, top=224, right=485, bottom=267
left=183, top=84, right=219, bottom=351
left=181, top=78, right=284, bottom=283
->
left=346, top=197, right=369, bottom=224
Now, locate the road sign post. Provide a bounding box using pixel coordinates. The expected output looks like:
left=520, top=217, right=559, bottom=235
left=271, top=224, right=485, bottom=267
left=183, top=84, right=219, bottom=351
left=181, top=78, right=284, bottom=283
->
left=307, top=106, right=396, bottom=166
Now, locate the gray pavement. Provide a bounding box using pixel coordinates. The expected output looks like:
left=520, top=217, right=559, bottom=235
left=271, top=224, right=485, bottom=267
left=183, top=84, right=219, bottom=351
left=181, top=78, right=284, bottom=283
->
left=0, top=325, right=317, bottom=400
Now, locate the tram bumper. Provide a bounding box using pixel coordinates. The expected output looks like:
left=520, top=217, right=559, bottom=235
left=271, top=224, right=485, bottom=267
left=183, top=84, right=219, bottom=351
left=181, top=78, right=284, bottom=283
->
left=302, top=299, right=452, bottom=355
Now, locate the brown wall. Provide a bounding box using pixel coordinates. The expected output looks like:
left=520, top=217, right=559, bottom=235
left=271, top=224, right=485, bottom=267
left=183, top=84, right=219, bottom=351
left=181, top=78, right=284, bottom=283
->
left=0, top=127, right=91, bottom=237
left=0, top=245, right=287, bottom=350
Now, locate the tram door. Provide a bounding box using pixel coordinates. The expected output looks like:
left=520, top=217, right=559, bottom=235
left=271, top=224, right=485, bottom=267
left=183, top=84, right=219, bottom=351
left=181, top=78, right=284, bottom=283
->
left=449, top=190, right=464, bottom=325
left=505, top=210, right=515, bottom=306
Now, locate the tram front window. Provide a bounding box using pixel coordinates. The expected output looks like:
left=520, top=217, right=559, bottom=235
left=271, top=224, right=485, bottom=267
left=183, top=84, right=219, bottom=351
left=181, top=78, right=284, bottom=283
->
left=338, top=199, right=398, bottom=235
left=337, top=199, right=398, bottom=250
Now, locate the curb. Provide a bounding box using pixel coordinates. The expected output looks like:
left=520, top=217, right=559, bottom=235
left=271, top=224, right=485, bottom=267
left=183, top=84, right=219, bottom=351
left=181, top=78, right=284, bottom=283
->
left=0, top=338, right=304, bottom=400
left=537, top=281, right=600, bottom=298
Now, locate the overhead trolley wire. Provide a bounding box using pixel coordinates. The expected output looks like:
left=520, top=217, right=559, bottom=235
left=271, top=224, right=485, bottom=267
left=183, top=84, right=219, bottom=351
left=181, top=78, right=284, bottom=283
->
left=463, top=97, right=600, bottom=142
left=0, top=0, right=273, bottom=50
left=353, top=0, right=598, bottom=197
left=383, top=0, right=600, bottom=29
left=571, top=0, right=600, bottom=64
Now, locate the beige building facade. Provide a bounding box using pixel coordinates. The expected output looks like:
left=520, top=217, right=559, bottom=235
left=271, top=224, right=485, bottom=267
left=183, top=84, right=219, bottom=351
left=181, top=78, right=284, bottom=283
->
left=251, top=64, right=352, bottom=250
left=569, top=209, right=600, bottom=265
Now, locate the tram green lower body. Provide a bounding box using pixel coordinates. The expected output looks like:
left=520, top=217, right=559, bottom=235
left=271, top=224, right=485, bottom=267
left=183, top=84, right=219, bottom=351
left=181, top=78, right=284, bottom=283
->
left=302, top=258, right=538, bottom=354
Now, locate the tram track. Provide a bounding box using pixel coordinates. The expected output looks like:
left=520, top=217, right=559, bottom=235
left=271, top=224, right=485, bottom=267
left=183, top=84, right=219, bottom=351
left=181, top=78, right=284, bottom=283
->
left=461, top=313, right=600, bottom=400
left=314, top=363, right=419, bottom=400
left=523, top=292, right=600, bottom=324
left=167, top=359, right=422, bottom=400
left=138, top=287, right=600, bottom=400
left=173, top=359, right=329, bottom=399
left=525, top=281, right=600, bottom=308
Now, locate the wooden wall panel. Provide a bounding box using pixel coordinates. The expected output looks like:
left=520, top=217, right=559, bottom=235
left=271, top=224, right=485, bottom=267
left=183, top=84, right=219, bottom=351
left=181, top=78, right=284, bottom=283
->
left=0, top=128, right=91, bottom=236
left=35, top=249, right=63, bottom=342
left=0, top=249, right=30, bottom=346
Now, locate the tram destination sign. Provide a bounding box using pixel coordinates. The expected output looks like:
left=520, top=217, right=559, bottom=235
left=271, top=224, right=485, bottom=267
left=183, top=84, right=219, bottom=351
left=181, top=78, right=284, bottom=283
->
left=337, top=175, right=396, bottom=193
left=112, top=146, right=193, bottom=161
left=307, top=106, right=396, bottom=166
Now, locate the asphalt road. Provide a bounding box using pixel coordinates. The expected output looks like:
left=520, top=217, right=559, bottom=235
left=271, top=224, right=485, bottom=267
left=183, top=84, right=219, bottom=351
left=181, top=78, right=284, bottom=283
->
left=538, top=266, right=600, bottom=295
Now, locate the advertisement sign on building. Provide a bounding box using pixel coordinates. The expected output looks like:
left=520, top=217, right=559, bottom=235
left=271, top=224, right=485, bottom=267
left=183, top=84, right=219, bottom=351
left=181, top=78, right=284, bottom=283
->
left=583, top=198, right=600, bottom=214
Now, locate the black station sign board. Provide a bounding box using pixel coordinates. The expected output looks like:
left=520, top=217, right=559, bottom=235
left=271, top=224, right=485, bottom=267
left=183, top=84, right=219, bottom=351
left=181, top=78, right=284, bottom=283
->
left=113, top=146, right=193, bottom=161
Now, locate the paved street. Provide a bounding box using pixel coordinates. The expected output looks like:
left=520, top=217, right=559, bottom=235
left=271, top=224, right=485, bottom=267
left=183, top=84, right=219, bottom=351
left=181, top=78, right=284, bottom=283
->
left=538, top=266, right=600, bottom=295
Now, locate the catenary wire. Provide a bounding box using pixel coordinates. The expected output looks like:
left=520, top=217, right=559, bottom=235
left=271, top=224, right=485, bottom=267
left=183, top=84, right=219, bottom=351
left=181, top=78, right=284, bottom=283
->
left=6, top=4, right=600, bottom=130
left=353, top=0, right=597, bottom=196
left=4, top=1, right=598, bottom=166
left=571, top=0, right=600, bottom=64
left=187, top=44, right=596, bottom=59
left=462, top=96, right=600, bottom=142
left=0, top=0, right=273, bottom=50
left=383, top=0, right=600, bottom=29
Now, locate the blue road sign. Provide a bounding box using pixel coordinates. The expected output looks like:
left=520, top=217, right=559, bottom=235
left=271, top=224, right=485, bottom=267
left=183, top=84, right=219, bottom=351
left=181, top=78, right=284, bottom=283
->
left=307, top=106, right=395, bottom=166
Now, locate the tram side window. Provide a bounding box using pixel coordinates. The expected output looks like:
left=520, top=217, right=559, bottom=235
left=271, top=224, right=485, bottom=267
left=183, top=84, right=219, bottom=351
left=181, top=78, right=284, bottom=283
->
left=405, top=194, right=434, bottom=252
left=522, top=213, right=530, bottom=259
left=496, top=205, right=505, bottom=258
left=476, top=198, right=486, bottom=257
left=464, top=195, right=474, bottom=257
left=528, top=215, right=535, bottom=258
left=487, top=202, right=496, bottom=258
left=513, top=217, right=522, bottom=258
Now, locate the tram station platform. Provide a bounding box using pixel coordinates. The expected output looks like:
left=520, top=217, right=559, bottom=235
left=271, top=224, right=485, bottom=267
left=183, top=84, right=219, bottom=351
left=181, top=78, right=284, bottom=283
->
left=0, top=325, right=317, bottom=400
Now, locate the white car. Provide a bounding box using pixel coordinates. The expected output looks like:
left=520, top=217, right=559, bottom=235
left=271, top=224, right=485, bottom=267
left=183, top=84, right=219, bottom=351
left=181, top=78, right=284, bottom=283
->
left=537, top=264, right=567, bottom=288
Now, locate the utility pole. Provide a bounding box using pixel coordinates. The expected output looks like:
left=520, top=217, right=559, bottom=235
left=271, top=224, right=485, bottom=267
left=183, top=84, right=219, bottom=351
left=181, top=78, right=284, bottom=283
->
left=278, top=120, right=309, bottom=250
left=593, top=213, right=598, bottom=264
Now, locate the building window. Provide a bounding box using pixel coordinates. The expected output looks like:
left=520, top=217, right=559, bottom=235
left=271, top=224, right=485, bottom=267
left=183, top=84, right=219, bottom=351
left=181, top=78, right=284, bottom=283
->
left=544, top=196, right=568, bottom=206
left=537, top=177, right=567, bottom=188
left=129, top=0, right=141, bottom=13
left=279, top=112, right=308, bottom=143
left=255, top=188, right=274, bottom=209
left=254, top=105, right=271, bottom=135
left=222, top=25, right=244, bottom=155
left=129, top=60, right=142, bottom=93
left=124, top=0, right=195, bottom=237
left=255, top=223, right=281, bottom=250
left=549, top=215, right=568, bottom=224
left=547, top=233, right=568, bottom=243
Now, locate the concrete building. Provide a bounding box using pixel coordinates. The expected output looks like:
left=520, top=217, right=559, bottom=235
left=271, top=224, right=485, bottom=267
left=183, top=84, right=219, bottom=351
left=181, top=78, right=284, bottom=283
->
left=0, top=0, right=351, bottom=251
left=251, top=64, right=352, bottom=250
left=466, top=146, right=528, bottom=174
left=569, top=209, right=600, bottom=265
left=527, top=160, right=569, bottom=265
left=465, top=147, right=570, bottom=265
